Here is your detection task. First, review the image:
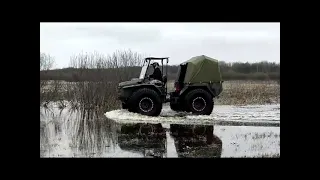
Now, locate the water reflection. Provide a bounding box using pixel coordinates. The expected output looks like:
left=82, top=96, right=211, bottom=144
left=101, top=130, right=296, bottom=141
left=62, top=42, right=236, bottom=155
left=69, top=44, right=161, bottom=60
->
left=115, top=122, right=222, bottom=158
left=70, top=108, right=117, bottom=157
left=170, top=124, right=222, bottom=158
left=117, top=123, right=166, bottom=157
left=40, top=105, right=222, bottom=158
left=40, top=106, right=117, bottom=157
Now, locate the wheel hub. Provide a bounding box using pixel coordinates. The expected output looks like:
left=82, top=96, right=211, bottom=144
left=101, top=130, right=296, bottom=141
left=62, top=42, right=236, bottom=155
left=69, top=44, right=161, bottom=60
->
left=139, top=97, right=154, bottom=112
left=192, top=97, right=206, bottom=112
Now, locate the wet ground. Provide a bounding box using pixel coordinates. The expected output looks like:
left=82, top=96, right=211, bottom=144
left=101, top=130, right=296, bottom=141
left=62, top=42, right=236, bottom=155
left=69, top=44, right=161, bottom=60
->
left=40, top=103, right=280, bottom=158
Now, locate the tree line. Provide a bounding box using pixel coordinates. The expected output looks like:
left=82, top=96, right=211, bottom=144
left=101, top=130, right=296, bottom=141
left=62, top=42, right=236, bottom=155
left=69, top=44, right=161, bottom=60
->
left=40, top=51, right=280, bottom=81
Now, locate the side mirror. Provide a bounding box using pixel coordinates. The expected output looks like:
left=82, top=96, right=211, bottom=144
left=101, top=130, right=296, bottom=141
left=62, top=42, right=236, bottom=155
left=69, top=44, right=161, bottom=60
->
left=162, top=75, right=167, bottom=84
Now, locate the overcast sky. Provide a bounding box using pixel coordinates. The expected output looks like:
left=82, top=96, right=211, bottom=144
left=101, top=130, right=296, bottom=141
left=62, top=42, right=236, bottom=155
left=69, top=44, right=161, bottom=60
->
left=40, top=22, right=280, bottom=69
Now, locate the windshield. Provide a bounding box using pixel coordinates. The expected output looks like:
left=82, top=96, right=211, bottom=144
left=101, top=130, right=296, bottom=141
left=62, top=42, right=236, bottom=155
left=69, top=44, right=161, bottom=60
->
left=139, top=65, right=148, bottom=79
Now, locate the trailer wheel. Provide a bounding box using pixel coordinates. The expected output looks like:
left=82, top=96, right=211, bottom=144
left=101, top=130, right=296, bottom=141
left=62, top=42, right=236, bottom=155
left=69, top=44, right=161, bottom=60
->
left=185, top=89, right=214, bottom=115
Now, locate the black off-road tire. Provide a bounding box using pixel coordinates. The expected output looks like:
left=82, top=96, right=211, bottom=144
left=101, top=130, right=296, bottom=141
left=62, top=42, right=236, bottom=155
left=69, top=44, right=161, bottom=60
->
left=128, top=107, right=135, bottom=113
left=128, top=88, right=162, bottom=116
left=122, top=103, right=135, bottom=112
left=122, top=103, right=127, bottom=109
left=185, top=89, right=214, bottom=115
left=125, top=98, right=137, bottom=113
left=123, top=102, right=136, bottom=112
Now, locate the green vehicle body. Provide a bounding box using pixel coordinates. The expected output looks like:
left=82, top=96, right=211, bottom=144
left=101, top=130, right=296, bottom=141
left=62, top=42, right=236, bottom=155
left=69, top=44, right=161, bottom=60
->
left=117, top=55, right=223, bottom=116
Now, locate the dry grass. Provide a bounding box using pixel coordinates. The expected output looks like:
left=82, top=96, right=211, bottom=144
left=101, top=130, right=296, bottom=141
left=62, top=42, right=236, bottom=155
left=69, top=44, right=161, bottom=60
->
left=216, top=80, right=279, bottom=105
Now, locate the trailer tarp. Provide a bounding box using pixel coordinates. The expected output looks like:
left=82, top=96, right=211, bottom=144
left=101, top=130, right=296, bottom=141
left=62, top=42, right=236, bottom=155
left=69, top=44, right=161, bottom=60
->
left=182, top=55, right=222, bottom=83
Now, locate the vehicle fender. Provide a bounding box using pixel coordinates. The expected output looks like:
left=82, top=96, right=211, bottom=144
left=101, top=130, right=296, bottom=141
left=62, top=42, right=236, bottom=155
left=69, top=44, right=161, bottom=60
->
left=179, top=84, right=215, bottom=97
left=123, top=84, right=163, bottom=97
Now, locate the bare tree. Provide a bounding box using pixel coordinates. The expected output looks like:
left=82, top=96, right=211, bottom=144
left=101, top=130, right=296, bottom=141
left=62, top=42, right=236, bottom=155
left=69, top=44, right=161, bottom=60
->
left=40, top=52, right=58, bottom=104
left=40, top=53, right=55, bottom=71
left=66, top=49, right=145, bottom=111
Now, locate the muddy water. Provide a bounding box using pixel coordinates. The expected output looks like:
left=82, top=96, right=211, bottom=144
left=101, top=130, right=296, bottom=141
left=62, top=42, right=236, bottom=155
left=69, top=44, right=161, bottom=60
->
left=40, top=103, right=280, bottom=158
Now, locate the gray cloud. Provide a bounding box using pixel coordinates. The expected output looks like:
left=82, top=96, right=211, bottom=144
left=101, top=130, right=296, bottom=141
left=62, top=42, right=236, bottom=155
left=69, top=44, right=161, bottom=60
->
left=40, top=23, right=280, bottom=68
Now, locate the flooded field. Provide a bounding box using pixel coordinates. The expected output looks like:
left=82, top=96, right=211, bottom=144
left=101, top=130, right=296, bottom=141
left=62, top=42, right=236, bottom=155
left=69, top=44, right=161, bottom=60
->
left=40, top=103, right=280, bottom=158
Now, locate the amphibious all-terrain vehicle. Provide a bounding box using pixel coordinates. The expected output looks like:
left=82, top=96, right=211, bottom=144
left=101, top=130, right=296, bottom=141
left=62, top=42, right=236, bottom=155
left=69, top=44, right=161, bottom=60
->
left=117, top=55, right=223, bottom=116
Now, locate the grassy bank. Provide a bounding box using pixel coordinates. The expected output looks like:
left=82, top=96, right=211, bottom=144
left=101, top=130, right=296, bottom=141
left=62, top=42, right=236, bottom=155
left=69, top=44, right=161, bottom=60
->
left=41, top=80, right=280, bottom=111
